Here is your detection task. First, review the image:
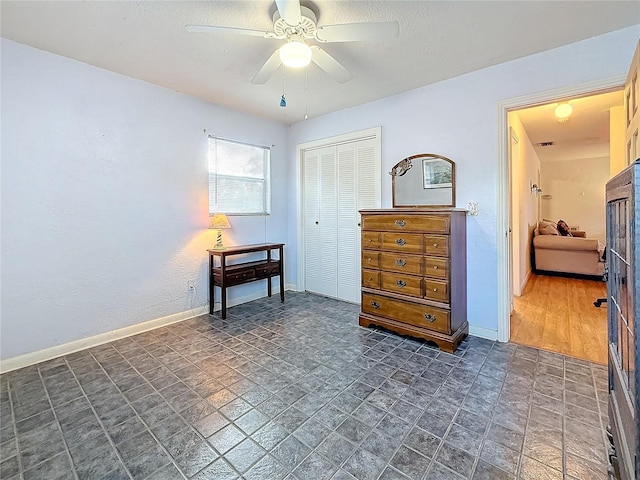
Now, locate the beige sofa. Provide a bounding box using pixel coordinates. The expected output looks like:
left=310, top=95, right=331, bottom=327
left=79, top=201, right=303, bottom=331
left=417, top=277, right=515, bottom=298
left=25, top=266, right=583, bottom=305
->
left=533, top=227, right=605, bottom=277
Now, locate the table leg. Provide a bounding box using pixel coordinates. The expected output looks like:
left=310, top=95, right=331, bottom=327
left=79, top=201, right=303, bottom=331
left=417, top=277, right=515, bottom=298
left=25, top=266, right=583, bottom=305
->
left=221, top=286, right=227, bottom=319
left=209, top=254, right=214, bottom=315
left=279, top=246, right=285, bottom=303
left=267, top=249, right=273, bottom=297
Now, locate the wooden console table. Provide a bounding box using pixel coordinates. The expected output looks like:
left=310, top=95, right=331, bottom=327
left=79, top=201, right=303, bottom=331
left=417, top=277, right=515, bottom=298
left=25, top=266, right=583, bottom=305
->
left=208, top=243, right=284, bottom=319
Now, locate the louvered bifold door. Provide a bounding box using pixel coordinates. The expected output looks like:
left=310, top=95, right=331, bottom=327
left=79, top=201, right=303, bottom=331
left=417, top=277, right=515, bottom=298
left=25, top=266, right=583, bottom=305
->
left=336, top=138, right=380, bottom=303
left=304, top=146, right=338, bottom=298
left=337, top=144, right=358, bottom=302
left=304, top=134, right=380, bottom=302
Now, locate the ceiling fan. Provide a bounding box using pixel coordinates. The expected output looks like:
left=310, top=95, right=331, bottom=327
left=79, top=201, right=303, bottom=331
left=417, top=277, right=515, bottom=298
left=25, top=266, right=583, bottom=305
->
left=186, top=0, right=399, bottom=85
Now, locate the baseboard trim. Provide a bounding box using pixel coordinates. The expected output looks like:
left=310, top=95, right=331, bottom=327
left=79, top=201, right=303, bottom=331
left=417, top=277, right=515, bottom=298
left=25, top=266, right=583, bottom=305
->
left=0, top=304, right=208, bottom=374
left=520, top=268, right=532, bottom=294
left=1, top=286, right=295, bottom=374
left=469, top=325, right=498, bottom=341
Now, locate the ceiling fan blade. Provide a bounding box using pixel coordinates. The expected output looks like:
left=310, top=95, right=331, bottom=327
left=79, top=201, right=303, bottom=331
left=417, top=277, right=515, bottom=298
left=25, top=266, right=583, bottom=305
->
left=186, top=24, right=274, bottom=38
left=275, top=0, right=301, bottom=26
left=316, top=21, right=399, bottom=43
left=310, top=46, right=351, bottom=84
left=251, top=50, right=282, bottom=85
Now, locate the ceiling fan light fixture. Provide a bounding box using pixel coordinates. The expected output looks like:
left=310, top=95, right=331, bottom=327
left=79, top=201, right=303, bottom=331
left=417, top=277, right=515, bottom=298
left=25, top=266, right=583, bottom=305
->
left=279, top=40, right=312, bottom=68
left=554, top=103, right=573, bottom=120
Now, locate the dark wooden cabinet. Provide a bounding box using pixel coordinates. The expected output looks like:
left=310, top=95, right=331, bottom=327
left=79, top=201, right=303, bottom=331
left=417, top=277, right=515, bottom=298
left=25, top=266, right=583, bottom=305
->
left=208, top=243, right=284, bottom=319
left=358, top=208, right=467, bottom=353
left=606, top=160, right=639, bottom=480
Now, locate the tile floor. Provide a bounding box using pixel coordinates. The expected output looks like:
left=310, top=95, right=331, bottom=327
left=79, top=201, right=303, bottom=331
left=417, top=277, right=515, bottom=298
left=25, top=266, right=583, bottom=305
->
left=0, top=293, right=610, bottom=480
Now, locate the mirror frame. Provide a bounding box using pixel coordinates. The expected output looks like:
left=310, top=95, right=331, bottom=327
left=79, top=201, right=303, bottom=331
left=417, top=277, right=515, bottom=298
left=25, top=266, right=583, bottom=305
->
left=391, top=153, right=456, bottom=208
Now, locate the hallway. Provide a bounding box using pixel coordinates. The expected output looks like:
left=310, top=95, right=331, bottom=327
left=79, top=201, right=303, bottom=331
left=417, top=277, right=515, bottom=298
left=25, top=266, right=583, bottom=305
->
left=510, top=274, right=607, bottom=364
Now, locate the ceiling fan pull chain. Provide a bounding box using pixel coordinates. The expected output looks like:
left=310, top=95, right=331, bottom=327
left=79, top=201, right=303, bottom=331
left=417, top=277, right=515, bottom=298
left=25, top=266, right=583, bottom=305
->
left=280, top=65, right=287, bottom=107
left=304, top=66, right=309, bottom=120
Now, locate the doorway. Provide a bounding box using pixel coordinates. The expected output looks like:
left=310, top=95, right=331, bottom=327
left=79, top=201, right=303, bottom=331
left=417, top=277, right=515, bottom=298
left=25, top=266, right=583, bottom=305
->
left=496, top=77, right=625, bottom=348
left=503, top=87, right=623, bottom=362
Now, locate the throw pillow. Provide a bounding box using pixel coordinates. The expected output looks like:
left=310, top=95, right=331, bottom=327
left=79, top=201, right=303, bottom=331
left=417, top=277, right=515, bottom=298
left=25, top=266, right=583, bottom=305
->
left=538, top=220, right=559, bottom=236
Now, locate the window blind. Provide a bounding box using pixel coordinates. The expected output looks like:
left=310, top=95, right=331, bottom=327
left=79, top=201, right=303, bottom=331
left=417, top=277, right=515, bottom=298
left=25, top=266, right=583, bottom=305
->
left=208, top=137, right=271, bottom=215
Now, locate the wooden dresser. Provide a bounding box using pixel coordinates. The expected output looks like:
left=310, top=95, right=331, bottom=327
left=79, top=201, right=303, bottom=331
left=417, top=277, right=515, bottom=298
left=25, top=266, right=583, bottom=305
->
left=359, top=208, right=467, bottom=353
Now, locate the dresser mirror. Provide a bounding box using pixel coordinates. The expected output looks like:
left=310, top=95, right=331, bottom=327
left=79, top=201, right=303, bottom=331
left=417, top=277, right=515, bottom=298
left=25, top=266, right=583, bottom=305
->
left=390, top=154, right=455, bottom=207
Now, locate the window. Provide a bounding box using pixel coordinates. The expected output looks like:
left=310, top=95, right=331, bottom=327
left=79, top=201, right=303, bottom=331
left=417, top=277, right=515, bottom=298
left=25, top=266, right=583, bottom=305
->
left=208, top=137, right=271, bottom=215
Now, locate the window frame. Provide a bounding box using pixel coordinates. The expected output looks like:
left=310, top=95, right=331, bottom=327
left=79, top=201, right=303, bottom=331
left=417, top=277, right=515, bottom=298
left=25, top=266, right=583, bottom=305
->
left=208, top=136, right=271, bottom=216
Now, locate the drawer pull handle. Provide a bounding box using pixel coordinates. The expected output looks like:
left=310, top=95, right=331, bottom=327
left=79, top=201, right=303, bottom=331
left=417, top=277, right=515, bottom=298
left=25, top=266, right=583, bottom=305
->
left=395, top=259, right=406, bottom=267
left=371, top=301, right=381, bottom=309
left=424, top=313, right=436, bottom=322
left=396, top=238, right=406, bottom=246
left=367, top=257, right=372, bottom=262
left=433, top=265, right=438, bottom=269
left=396, top=280, right=407, bottom=288
left=368, top=277, right=373, bottom=281
left=433, top=243, right=438, bottom=247
left=395, top=220, right=406, bottom=227
left=433, top=288, right=438, bottom=292
left=368, top=239, right=373, bottom=243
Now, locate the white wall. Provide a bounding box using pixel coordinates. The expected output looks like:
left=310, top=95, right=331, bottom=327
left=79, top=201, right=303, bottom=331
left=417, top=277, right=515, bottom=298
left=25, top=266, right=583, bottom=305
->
left=610, top=104, right=626, bottom=176
left=0, top=39, right=289, bottom=361
left=540, top=156, right=609, bottom=241
left=508, top=112, right=541, bottom=294
left=288, top=25, right=640, bottom=335
left=3, top=25, right=638, bottom=360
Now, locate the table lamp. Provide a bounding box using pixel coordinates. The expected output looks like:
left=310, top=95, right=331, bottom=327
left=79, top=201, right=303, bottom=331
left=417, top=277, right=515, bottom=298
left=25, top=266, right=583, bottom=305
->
left=209, top=213, right=231, bottom=249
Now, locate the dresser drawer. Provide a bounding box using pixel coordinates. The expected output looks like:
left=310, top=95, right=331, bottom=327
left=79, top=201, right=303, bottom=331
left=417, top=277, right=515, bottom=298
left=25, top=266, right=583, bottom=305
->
left=362, top=232, right=380, bottom=249
left=424, top=235, right=449, bottom=256
left=380, top=252, right=422, bottom=275
left=362, top=250, right=380, bottom=269
left=362, top=215, right=449, bottom=233
left=425, top=279, right=449, bottom=303
left=381, top=233, right=423, bottom=253
left=362, top=269, right=380, bottom=289
left=381, top=272, right=422, bottom=297
left=424, top=257, right=449, bottom=279
left=362, top=292, right=449, bottom=334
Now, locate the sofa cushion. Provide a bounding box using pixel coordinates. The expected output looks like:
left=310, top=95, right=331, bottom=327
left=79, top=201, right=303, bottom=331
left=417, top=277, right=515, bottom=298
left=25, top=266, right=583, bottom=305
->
left=533, top=235, right=601, bottom=252
left=537, top=220, right=559, bottom=236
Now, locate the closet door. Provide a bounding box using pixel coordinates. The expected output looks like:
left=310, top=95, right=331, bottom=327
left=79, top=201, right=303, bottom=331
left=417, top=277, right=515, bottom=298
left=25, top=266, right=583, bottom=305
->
left=337, top=139, right=378, bottom=303
left=304, top=146, right=338, bottom=297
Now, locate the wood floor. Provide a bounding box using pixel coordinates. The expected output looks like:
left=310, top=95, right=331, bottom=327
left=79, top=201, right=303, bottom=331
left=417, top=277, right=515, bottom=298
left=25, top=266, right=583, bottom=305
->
left=510, top=273, right=608, bottom=365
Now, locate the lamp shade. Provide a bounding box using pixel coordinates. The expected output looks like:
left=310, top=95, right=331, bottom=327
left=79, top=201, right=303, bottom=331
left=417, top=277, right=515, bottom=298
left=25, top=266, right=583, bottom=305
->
left=209, top=213, right=231, bottom=229
left=280, top=41, right=312, bottom=68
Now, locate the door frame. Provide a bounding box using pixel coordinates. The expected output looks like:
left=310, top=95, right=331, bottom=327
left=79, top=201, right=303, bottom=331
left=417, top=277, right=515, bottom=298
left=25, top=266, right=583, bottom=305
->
left=496, top=76, right=625, bottom=342
left=509, top=127, right=520, bottom=301
left=295, top=127, right=382, bottom=295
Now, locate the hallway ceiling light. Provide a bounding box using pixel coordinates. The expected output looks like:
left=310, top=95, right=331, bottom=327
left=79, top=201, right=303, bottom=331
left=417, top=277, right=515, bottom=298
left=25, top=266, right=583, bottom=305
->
left=554, top=103, right=573, bottom=123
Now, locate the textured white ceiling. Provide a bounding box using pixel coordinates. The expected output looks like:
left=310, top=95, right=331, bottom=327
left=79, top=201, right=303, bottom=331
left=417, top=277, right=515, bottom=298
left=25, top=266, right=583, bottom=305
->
left=1, top=1, right=638, bottom=124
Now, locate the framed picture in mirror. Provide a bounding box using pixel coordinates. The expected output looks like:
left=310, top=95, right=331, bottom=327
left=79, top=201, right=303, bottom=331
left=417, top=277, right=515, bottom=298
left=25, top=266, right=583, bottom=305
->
left=390, top=153, right=455, bottom=207
left=422, top=158, right=453, bottom=190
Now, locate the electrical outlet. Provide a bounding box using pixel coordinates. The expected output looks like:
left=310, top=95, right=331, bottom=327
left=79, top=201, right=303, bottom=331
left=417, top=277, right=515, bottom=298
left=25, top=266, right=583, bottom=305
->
left=188, top=280, right=195, bottom=291
left=468, top=202, right=479, bottom=216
